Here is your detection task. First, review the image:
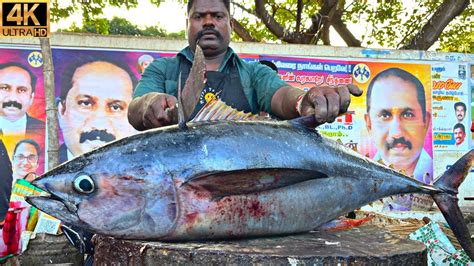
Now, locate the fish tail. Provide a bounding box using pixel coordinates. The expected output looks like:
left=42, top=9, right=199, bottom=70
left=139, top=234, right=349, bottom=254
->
left=431, top=149, right=473, bottom=260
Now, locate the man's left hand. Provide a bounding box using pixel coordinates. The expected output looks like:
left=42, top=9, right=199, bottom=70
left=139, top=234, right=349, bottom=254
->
left=299, top=84, right=363, bottom=124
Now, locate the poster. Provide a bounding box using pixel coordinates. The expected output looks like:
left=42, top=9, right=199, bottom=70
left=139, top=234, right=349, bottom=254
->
left=0, top=44, right=471, bottom=212
left=259, top=55, right=355, bottom=144
left=353, top=61, right=433, bottom=183
left=0, top=48, right=46, bottom=178
left=431, top=62, right=470, bottom=151
left=51, top=48, right=163, bottom=163
left=261, top=56, right=434, bottom=184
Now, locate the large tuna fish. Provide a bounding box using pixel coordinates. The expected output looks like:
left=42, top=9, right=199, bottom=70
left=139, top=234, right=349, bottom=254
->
left=26, top=45, right=474, bottom=259
left=26, top=98, right=474, bottom=259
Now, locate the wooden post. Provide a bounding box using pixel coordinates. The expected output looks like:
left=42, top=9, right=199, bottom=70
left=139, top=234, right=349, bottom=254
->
left=39, top=37, right=59, bottom=170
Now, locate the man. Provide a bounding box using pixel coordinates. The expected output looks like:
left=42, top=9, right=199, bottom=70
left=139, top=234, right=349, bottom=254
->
left=57, top=57, right=138, bottom=163
left=11, top=139, right=40, bottom=183
left=453, top=123, right=466, bottom=147
left=364, top=67, right=432, bottom=182
left=0, top=63, right=44, bottom=155
left=128, top=0, right=362, bottom=130
left=137, top=54, right=154, bottom=74
left=454, top=102, right=466, bottom=123
left=0, top=139, right=12, bottom=227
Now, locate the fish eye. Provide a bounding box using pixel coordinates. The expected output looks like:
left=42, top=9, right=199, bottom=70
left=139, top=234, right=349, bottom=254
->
left=73, top=174, right=95, bottom=194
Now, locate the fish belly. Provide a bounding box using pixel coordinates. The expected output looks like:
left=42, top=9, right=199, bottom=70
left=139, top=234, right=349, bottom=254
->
left=166, top=176, right=395, bottom=240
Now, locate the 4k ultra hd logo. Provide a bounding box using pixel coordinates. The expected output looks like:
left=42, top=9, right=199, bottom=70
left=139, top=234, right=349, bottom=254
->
left=0, top=0, right=49, bottom=37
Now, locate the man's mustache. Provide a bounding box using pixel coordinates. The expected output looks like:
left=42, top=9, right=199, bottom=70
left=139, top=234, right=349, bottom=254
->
left=385, top=137, right=413, bottom=150
left=2, top=101, right=22, bottom=110
left=79, top=130, right=116, bottom=144
left=196, top=27, right=223, bottom=41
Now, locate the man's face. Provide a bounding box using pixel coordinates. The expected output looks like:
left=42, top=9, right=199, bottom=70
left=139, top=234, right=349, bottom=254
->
left=365, top=75, right=430, bottom=172
left=455, top=105, right=465, bottom=122
left=58, top=61, right=137, bottom=156
left=0, top=66, right=34, bottom=122
left=187, top=0, right=232, bottom=57
left=12, top=142, right=39, bottom=180
left=454, top=127, right=465, bottom=145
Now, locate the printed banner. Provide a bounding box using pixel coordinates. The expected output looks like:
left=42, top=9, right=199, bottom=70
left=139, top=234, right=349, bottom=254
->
left=259, top=55, right=355, bottom=144
left=470, top=64, right=474, bottom=145
left=431, top=63, right=470, bottom=151
left=51, top=48, right=163, bottom=164
left=260, top=56, right=433, bottom=183
left=0, top=48, right=46, bottom=178
left=0, top=44, right=472, bottom=224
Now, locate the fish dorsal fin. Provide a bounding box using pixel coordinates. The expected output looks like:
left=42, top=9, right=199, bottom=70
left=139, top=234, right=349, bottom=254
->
left=191, top=98, right=270, bottom=122
left=336, top=139, right=343, bottom=145
left=388, top=164, right=394, bottom=169
left=181, top=44, right=207, bottom=121
left=377, top=159, right=385, bottom=166
left=399, top=169, right=407, bottom=175
left=365, top=153, right=370, bottom=158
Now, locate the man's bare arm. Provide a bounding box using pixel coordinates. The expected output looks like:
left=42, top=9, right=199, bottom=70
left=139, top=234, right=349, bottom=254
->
left=270, top=86, right=305, bottom=120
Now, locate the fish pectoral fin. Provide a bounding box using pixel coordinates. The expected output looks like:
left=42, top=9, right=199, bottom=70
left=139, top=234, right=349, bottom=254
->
left=183, top=168, right=328, bottom=198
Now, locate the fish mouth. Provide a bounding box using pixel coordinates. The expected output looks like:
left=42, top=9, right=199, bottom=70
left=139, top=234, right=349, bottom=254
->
left=25, top=192, right=81, bottom=225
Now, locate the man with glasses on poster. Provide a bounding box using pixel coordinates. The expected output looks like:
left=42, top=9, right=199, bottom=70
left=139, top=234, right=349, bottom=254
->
left=11, top=139, right=40, bottom=183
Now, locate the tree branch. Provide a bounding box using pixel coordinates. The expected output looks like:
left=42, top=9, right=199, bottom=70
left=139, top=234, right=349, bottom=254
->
left=322, top=22, right=331, bottom=45
left=232, top=1, right=255, bottom=15
left=402, top=0, right=469, bottom=50
left=254, top=0, right=286, bottom=39
left=296, top=0, right=303, bottom=32
left=231, top=18, right=257, bottom=42
left=396, top=12, right=432, bottom=48
left=306, top=0, right=337, bottom=44
left=253, top=0, right=309, bottom=43
left=329, top=1, right=361, bottom=47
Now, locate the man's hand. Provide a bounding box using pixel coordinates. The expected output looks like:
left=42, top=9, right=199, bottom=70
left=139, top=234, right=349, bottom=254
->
left=143, top=94, right=178, bottom=128
left=299, top=84, right=363, bottom=124
left=128, top=93, right=178, bottom=130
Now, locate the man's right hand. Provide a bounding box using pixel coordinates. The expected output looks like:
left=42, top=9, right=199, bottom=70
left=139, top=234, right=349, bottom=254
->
left=128, top=93, right=179, bottom=131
